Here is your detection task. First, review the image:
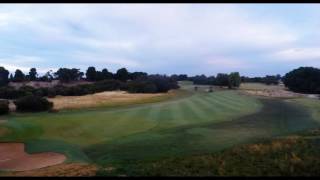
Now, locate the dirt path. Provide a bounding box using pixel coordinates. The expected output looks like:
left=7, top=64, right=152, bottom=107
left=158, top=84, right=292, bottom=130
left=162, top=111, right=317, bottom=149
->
left=0, top=143, right=66, bottom=171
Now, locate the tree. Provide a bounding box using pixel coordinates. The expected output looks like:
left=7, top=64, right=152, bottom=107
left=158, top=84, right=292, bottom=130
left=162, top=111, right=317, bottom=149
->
left=13, top=69, right=25, bottom=82
left=29, top=68, right=38, bottom=81
left=264, top=75, right=279, bottom=85
left=86, top=67, right=97, bottom=81
left=178, top=74, right=188, bottom=81
left=39, top=70, right=54, bottom=82
left=101, top=68, right=113, bottom=80
left=0, top=67, right=9, bottom=87
left=55, top=68, right=83, bottom=82
left=115, top=68, right=129, bottom=82
left=228, top=72, right=241, bottom=89
left=283, top=67, right=320, bottom=94
left=215, top=73, right=229, bottom=87
left=9, top=74, right=14, bottom=81
left=130, top=72, right=148, bottom=80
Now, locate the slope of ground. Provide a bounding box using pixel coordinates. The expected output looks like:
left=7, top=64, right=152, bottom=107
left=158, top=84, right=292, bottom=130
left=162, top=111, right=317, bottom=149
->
left=1, top=90, right=261, bottom=146
left=104, top=128, right=320, bottom=176
left=1, top=84, right=319, bottom=175
left=84, top=97, right=319, bottom=167
left=48, top=90, right=177, bottom=111
left=0, top=143, right=66, bottom=171
left=240, top=83, right=302, bottom=98
left=3, top=163, right=98, bottom=177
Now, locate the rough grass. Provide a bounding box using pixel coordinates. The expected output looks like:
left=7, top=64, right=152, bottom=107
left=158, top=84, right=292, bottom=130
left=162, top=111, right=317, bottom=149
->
left=240, top=83, right=285, bottom=91
left=48, top=90, right=178, bottom=111
left=105, top=129, right=320, bottom=176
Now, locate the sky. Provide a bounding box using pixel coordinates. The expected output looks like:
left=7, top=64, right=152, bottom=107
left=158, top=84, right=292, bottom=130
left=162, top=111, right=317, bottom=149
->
left=0, top=4, right=320, bottom=77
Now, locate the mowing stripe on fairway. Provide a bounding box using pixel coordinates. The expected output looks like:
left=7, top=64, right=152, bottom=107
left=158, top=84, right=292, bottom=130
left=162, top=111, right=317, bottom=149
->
left=184, top=98, right=209, bottom=121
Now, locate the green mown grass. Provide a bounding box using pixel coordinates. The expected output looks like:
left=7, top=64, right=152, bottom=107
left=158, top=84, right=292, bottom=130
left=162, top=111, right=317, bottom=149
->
left=0, top=89, right=262, bottom=164
left=1, top=90, right=262, bottom=146
left=85, top=98, right=319, bottom=168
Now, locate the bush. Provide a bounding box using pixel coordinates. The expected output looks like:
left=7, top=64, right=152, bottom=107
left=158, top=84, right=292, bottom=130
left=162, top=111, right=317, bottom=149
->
left=47, top=88, right=57, bottom=98
left=0, top=100, right=9, bottom=115
left=14, top=95, right=53, bottom=112
left=283, top=67, right=320, bottom=94
left=127, top=81, right=158, bottom=93
left=147, top=75, right=178, bottom=93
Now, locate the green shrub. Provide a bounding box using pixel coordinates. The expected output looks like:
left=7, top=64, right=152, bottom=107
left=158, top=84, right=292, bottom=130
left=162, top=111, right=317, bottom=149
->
left=127, top=81, right=158, bottom=93
left=14, top=95, right=53, bottom=112
left=0, top=100, right=9, bottom=115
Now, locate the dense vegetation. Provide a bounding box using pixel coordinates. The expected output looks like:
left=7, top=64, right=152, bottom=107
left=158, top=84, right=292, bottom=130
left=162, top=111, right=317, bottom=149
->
left=283, top=67, right=320, bottom=94
left=14, top=95, right=53, bottom=112
left=241, top=75, right=281, bottom=85
left=0, top=100, right=9, bottom=115
left=0, top=66, right=179, bottom=101
left=185, top=72, right=240, bottom=89
left=0, top=65, right=319, bottom=101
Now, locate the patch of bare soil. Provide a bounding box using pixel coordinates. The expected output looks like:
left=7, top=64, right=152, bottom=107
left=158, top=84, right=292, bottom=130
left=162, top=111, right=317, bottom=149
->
left=243, top=89, right=303, bottom=98
left=48, top=91, right=169, bottom=110
left=0, top=143, right=66, bottom=171
left=4, top=163, right=98, bottom=177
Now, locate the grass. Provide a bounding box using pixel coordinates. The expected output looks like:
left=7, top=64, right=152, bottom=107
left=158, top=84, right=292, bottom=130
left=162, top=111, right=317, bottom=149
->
left=85, top=97, right=319, bottom=168
left=106, top=128, right=320, bottom=176
left=240, top=82, right=284, bottom=91
left=286, top=98, right=320, bottom=123
left=1, top=83, right=320, bottom=176
left=49, top=90, right=181, bottom=111
left=1, top=90, right=261, bottom=146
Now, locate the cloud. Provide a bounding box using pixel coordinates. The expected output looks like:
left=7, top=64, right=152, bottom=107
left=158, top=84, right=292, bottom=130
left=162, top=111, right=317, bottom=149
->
left=0, top=55, right=55, bottom=73
left=0, top=4, right=318, bottom=76
left=206, top=56, right=254, bottom=70
left=271, top=48, right=320, bottom=61
left=70, top=51, right=141, bottom=70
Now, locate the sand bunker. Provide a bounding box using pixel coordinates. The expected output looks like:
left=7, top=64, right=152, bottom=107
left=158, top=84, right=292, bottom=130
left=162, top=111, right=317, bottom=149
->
left=0, top=143, right=66, bottom=171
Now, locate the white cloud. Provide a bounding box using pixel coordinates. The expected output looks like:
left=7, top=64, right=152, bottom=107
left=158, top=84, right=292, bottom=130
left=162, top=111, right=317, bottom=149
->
left=0, top=55, right=54, bottom=73
left=271, top=48, right=320, bottom=61
left=70, top=51, right=141, bottom=69
left=0, top=4, right=316, bottom=76
left=206, top=57, right=252, bottom=69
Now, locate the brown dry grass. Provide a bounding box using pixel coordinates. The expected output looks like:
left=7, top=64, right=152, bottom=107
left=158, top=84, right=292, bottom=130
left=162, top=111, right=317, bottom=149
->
left=48, top=90, right=175, bottom=110
left=3, top=163, right=98, bottom=177
left=243, top=89, right=302, bottom=98
left=0, top=143, right=66, bottom=172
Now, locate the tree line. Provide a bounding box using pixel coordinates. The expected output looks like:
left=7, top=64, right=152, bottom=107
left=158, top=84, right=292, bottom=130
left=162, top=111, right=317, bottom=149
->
left=0, top=66, right=178, bottom=96
left=0, top=66, right=150, bottom=84
left=170, top=72, right=241, bottom=89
